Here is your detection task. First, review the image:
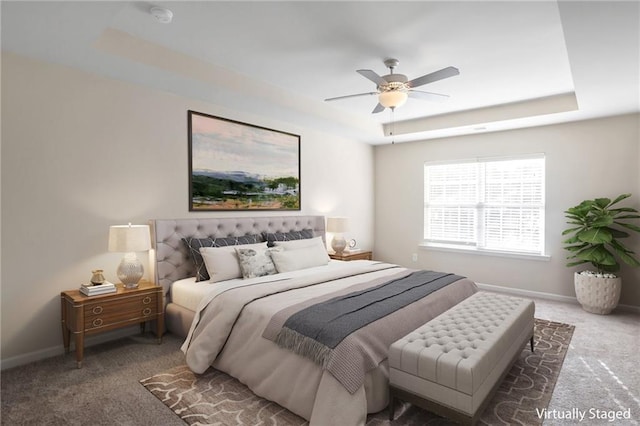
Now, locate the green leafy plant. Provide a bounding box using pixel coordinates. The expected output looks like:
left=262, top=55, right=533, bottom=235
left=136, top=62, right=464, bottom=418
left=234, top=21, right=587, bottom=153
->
left=563, top=193, right=640, bottom=274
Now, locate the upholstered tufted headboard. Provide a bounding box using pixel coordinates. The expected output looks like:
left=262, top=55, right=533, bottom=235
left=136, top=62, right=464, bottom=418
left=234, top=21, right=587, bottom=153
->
left=149, top=215, right=326, bottom=294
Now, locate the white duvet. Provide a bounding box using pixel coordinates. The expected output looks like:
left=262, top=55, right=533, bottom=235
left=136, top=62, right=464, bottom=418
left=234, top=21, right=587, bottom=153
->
left=181, top=260, right=477, bottom=425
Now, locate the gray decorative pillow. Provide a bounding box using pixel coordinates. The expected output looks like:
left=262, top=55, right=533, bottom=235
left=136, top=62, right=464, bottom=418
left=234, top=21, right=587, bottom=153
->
left=235, top=246, right=280, bottom=279
left=200, top=242, right=267, bottom=283
left=183, top=235, right=263, bottom=281
left=263, top=229, right=314, bottom=247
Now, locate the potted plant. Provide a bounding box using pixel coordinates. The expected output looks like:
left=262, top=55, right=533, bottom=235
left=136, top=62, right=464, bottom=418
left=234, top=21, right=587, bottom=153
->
left=563, top=193, right=640, bottom=314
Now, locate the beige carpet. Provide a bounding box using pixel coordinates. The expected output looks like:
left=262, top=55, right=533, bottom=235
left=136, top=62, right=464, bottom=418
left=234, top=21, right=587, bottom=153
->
left=141, top=319, right=573, bottom=426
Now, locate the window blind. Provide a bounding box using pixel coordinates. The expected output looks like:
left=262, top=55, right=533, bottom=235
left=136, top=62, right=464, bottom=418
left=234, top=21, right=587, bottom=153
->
left=424, top=155, right=545, bottom=255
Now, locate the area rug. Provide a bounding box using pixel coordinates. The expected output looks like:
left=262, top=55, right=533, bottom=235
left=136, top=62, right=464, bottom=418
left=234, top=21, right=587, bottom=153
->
left=141, top=318, right=574, bottom=426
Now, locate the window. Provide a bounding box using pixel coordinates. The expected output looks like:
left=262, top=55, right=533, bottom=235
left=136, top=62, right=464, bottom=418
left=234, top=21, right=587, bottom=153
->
left=423, top=155, right=545, bottom=256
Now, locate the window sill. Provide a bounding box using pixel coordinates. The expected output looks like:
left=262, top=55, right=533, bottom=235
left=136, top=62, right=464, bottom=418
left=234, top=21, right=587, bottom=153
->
left=419, top=243, right=551, bottom=262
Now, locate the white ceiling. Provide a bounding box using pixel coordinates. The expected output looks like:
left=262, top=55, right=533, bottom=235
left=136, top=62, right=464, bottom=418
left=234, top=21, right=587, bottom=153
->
left=2, top=1, right=638, bottom=144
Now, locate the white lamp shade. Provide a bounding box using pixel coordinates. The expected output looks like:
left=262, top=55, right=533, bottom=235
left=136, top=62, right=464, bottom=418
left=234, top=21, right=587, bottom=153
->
left=379, top=90, right=408, bottom=108
left=108, top=224, right=151, bottom=252
left=327, top=217, right=349, bottom=233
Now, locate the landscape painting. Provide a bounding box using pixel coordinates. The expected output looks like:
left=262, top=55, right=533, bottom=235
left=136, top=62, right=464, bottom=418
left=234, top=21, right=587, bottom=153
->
left=188, top=110, right=300, bottom=211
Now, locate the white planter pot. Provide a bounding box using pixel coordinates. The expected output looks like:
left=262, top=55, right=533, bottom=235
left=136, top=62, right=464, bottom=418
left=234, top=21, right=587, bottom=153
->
left=574, top=272, right=622, bottom=315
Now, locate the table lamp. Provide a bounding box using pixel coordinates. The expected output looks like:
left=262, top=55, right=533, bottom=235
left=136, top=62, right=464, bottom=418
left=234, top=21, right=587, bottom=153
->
left=327, top=217, right=349, bottom=255
left=108, top=223, right=151, bottom=289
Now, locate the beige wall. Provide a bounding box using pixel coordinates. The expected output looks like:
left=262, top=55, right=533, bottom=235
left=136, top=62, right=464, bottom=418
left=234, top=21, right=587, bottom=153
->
left=374, top=114, right=640, bottom=307
left=0, top=52, right=374, bottom=366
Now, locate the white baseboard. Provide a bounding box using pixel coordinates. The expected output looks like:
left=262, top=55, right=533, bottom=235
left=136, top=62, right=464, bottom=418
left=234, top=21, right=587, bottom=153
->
left=1, top=326, right=139, bottom=371
left=476, top=282, right=640, bottom=314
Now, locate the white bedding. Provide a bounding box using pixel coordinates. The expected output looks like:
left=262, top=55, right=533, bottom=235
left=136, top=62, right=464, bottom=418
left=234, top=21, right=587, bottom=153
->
left=178, top=260, right=478, bottom=425
left=170, top=259, right=362, bottom=312
left=170, top=277, right=207, bottom=312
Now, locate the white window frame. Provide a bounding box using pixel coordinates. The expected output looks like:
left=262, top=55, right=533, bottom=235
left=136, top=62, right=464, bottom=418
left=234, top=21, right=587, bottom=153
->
left=422, top=154, right=548, bottom=260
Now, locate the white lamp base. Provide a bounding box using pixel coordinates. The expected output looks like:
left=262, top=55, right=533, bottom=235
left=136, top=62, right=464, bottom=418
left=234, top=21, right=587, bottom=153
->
left=117, top=252, right=144, bottom=289
left=331, top=234, right=347, bottom=255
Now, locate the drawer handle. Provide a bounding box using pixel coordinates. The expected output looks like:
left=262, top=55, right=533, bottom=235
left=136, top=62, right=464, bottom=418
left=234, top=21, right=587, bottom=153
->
left=143, top=308, right=152, bottom=316
left=92, top=318, right=103, bottom=327
left=142, top=296, right=152, bottom=304
left=92, top=306, right=103, bottom=315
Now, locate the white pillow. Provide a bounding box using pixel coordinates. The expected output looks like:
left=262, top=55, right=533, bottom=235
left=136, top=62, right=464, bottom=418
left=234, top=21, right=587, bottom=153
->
left=271, top=241, right=330, bottom=273
left=200, top=242, right=266, bottom=283
left=235, top=246, right=280, bottom=278
left=273, top=236, right=325, bottom=250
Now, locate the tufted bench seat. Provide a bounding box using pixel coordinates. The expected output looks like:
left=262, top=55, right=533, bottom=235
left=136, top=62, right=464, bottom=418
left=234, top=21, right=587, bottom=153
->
left=388, top=292, right=535, bottom=425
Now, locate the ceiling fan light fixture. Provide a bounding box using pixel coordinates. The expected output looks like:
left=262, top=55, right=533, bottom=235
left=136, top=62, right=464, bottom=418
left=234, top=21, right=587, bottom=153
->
left=326, top=58, right=458, bottom=114
left=379, top=90, right=408, bottom=109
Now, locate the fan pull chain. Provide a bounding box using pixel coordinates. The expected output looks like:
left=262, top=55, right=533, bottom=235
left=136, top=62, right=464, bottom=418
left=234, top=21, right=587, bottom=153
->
left=390, top=107, right=395, bottom=144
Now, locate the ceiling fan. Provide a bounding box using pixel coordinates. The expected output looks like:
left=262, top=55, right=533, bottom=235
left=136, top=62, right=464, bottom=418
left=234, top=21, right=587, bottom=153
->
left=325, top=58, right=460, bottom=114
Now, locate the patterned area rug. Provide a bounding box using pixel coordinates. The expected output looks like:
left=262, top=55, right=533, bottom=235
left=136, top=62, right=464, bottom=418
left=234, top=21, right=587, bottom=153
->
left=141, top=319, right=574, bottom=426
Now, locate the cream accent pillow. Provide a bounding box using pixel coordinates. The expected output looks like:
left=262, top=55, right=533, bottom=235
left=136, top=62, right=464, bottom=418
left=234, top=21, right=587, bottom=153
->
left=273, top=236, right=325, bottom=250
left=200, top=242, right=266, bottom=283
left=271, top=239, right=330, bottom=273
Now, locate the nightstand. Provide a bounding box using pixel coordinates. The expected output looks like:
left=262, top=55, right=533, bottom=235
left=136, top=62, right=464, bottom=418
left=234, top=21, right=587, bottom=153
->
left=60, top=280, right=164, bottom=368
left=329, top=250, right=373, bottom=261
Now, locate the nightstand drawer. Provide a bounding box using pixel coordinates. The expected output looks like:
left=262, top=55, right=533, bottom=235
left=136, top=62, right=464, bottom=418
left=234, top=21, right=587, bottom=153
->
left=84, top=293, right=157, bottom=315
left=84, top=293, right=158, bottom=331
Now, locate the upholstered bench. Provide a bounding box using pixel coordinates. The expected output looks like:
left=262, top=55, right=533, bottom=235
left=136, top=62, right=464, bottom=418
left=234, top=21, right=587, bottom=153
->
left=388, top=292, right=535, bottom=425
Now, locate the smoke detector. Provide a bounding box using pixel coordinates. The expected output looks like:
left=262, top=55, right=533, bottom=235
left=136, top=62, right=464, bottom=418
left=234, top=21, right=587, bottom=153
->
left=150, top=6, right=173, bottom=24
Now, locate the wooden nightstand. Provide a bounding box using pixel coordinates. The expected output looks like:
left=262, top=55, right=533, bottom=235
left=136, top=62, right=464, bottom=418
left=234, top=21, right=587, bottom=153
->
left=329, top=250, right=373, bottom=261
left=60, top=280, right=164, bottom=368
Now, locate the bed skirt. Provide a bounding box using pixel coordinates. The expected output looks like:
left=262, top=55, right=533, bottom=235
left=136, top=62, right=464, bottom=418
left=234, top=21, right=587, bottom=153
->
left=166, top=303, right=195, bottom=338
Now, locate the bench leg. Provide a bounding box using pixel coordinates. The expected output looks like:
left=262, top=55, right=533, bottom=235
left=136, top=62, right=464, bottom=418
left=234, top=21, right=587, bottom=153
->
left=530, top=336, right=534, bottom=352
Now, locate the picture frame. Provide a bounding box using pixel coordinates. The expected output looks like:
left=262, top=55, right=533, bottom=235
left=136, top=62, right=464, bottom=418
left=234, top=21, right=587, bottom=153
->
left=188, top=110, right=301, bottom=211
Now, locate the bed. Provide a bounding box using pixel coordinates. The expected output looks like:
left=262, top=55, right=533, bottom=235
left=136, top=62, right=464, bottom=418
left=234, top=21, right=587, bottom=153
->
left=149, top=215, right=477, bottom=425
left=150, top=216, right=328, bottom=337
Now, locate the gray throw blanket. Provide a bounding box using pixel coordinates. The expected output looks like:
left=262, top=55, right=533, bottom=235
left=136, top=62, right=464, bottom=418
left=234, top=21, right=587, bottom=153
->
left=274, top=270, right=464, bottom=371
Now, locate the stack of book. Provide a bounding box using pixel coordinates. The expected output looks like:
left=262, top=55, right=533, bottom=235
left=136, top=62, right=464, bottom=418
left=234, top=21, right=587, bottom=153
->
left=80, top=282, right=117, bottom=296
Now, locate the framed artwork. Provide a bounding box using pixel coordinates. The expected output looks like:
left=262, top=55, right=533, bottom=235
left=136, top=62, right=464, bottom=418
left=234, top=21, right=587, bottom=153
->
left=188, top=110, right=301, bottom=211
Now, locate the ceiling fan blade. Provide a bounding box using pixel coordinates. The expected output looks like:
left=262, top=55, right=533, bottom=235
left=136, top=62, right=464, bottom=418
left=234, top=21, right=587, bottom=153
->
left=372, top=103, right=385, bottom=114
left=408, top=66, right=460, bottom=88
left=357, top=69, right=388, bottom=87
left=408, top=90, right=450, bottom=102
left=324, top=92, right=378, bottom=102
